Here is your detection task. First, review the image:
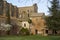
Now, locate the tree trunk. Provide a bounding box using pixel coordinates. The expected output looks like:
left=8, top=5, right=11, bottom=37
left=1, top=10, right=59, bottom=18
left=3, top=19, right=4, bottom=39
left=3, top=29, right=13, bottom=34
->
left=53, top=29, right=57, bottom=35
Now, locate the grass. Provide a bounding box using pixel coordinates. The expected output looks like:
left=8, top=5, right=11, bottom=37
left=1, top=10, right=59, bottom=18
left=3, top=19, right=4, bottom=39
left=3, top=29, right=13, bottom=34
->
left=0, top=35, right=60, bottom=40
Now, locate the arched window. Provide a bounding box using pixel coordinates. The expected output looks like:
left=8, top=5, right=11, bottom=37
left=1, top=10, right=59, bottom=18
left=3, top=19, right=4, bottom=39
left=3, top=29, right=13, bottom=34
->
left=0, top=2, right=3, bottom=15
left=19, top=15, right=21, bottom=18
left=27, top=10, right=29, bottom=13
left=24, top=23, right=26, bottom=27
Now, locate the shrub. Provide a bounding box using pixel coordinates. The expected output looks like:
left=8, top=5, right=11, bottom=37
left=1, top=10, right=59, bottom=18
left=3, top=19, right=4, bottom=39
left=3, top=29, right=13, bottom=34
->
left=20, top=28, right=30, bottom=35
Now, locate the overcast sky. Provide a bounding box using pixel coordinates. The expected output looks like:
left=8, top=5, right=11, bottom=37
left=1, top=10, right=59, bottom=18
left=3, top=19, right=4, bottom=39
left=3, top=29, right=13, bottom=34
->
left=6, top=0, right=51, bottom=15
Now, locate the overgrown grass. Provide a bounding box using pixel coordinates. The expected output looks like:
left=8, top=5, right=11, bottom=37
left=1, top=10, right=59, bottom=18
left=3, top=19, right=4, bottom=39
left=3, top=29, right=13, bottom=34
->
left=0, top=35, right=60, bottom=40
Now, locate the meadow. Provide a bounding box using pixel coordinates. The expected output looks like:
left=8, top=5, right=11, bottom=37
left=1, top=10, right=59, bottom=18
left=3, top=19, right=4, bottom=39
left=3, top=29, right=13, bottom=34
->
left=0, top=35, right=60, bottom=40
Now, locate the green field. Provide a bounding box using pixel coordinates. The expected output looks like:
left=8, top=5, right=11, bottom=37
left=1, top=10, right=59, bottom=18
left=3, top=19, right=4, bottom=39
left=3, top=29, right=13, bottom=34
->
left=0, top=35, right=60, bottom=40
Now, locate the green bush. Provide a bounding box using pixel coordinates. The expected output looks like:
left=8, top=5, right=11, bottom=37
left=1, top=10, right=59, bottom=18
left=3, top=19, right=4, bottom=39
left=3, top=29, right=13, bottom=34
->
left=28, top=19, right=32, bottom=24
left=20, top=28, right=30, bottom=35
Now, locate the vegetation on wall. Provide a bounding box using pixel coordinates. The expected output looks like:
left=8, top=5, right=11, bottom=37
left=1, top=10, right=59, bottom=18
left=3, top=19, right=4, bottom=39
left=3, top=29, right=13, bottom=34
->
left=28, top=19, right=32, bottom=24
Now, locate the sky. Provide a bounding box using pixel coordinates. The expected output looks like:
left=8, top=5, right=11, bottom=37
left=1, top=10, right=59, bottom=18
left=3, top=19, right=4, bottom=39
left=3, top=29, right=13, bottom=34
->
left=6, top=0, right=51, bottom=15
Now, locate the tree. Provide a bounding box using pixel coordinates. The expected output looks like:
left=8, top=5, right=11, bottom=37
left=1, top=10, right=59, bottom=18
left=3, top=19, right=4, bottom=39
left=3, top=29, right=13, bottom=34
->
left=46, top=0, right=60, bottom=35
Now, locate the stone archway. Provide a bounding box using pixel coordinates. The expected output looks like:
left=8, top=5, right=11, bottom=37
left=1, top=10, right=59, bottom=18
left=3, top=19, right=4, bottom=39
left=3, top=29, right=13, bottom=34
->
left=45, top=30, right=48, bottom=34
left=35, top=29, right=38, bottom=34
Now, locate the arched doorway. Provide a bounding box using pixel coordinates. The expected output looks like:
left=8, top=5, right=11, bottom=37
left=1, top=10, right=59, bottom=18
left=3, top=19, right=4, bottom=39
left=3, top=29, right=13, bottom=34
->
left=45, top=30, right=48, bottom=34
left=35, top=29, right=38, bottom=34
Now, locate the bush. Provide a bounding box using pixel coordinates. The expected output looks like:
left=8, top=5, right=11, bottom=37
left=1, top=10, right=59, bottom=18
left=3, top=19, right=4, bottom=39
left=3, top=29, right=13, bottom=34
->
left=20, top=28, right=30, bottom=35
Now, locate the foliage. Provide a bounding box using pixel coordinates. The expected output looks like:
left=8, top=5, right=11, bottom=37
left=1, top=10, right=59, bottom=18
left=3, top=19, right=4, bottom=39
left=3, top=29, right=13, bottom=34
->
left=0, top=23, right=12, bottom=31
left=20, top=28, right=30, bottom=35
left=28, top=19, right=32, bottom=24
left=46, top=0, right=60, bottom=34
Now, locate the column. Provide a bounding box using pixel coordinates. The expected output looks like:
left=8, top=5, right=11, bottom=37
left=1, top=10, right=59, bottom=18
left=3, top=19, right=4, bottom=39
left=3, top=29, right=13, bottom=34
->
left=3, top=1, right=6, bottom=16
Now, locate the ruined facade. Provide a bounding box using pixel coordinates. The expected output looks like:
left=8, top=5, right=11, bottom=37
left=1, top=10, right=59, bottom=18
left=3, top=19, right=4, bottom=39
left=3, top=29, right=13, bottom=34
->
left=0, top=0, right=19, bottom=25
left=18, top=4, right=47, bottom=35
left=0, top=0, right=19, bottom=35
left=0, top=0, right=47, bottom=35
